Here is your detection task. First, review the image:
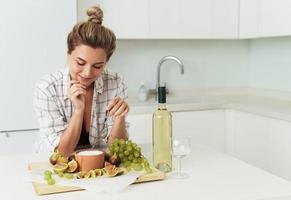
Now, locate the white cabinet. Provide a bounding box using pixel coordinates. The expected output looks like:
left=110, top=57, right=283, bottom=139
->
left=240, top=0, right=291, bottom=38
left=149, top=0, right=239, bottom=39
left=149, top=0, right=212, bottom=39
left=0, top=131, right=38, bottom=155
left=127, top=114, right=152, bottom=145
left=172, top=110, right=226, bottom=151
left=239, top=0, right=259, bottom=38
left=99, top=0, right=150, bottom=38
left=127, top=110, right=225, bottom=152
left=78, top=0, right=238, bottom=39
left=259, top=0, right=291, bottom=37
left=227, top=110, right=291, bottom=181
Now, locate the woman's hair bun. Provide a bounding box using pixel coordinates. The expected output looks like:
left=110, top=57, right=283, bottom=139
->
left=87, top=6, right=103, bottom=24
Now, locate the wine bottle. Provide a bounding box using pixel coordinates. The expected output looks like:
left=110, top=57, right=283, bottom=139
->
left=152, top=86, right=172, bottom=173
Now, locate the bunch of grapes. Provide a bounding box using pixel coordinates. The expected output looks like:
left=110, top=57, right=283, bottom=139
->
left=108, top=139, right=152, bottom=173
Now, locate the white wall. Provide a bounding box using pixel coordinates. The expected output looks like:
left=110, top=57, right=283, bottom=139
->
left=249, top=36, right=291, bottom=92
left=108, top=40, right=250, bottom=94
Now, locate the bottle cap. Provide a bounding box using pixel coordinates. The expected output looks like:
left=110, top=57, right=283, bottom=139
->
left=158, top=86, right=166, bottom=103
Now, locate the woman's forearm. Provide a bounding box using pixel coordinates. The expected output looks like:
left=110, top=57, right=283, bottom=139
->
left=108, top=116, right=127, bottom=144
left=57, top=109, right=84, bottom=156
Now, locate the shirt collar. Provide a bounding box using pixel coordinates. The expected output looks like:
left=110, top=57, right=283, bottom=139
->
left=63, top=68, right=104, bottom=100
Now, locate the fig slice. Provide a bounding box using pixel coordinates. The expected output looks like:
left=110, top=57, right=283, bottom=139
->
left=53, top=162, right=68, bottom=173
left=67, top=159, right=78, bottom=173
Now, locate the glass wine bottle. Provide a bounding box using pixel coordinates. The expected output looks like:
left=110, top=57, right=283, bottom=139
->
left=152, top=86, right=172, bottom=173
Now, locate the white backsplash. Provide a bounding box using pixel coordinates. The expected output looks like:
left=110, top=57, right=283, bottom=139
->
left=249, top=36, right=291, bottom=92
left=108, top=39, right=250, bottom=95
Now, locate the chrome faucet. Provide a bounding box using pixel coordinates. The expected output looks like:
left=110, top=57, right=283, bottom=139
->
left=149, top=55, right=185, bottom=98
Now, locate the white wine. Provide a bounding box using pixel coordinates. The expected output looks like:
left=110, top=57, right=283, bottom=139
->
left=152, top=86, right=172, bottom=173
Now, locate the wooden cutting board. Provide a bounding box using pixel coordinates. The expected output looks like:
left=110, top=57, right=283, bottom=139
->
left=28, top=162, right=165, bottom=195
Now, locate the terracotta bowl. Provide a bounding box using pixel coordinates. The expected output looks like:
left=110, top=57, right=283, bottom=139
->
left=75, top=150, right=105, bottom=171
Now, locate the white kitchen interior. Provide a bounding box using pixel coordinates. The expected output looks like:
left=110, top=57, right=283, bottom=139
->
left=2, top=0, right=291, bottom=199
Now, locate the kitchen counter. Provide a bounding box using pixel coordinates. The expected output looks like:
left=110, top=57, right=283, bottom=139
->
left=2, top=144, right=291, bottom=200
left=128, top=89, right=291, bottom=122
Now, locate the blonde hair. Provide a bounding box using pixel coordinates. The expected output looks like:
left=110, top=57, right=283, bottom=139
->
left=67, top=6, right=116, bottom=61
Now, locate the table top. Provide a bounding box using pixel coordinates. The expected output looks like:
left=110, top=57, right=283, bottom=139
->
left=1, top=144, right=291, bottom=200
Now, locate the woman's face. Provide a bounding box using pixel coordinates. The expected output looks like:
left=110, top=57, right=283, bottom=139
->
left=67, top=45, right=107, bottom=88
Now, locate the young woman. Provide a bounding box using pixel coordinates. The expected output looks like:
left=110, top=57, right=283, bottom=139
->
left=33, top=6, right=129, bottom=156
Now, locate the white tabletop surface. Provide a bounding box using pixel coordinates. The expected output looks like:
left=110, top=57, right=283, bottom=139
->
left=1, top=144, right=291, bottom=200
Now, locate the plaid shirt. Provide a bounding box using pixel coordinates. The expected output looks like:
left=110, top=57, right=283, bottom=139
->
left=33, top=67, right=127, bottom=153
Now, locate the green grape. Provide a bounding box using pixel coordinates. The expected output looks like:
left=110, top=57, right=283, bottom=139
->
left=126, top=145, right=133, bottom=151
left=132, top=143, right=137, bottom=148
left=122, top=157, right=128, bottom=162
left=133, top=163, right=143, bottom=171
left=127, top=140, right=132, bottom=145
left=109, top=145, right=114, bottom=152
left=47, top=178, right=56, bottom=185
left=128, top=155, right=133, bottom=161
left=133, top=158, right=138, bottom=163
left=118, top=139, right=125, bottom=145
left=145, top=166, right=153, bottom=174
left=134, top=151, right=140, bottom=158
left=44, top=173, right=52, bottom=180
left=136, top=147, right=141, bottom=152
left=58, top=172, right=64, bottom=177
left=119, top=153, right=124, bottom=159
left=126, top=166, right=132, bottom=172
left=44, top=170, right=52, bottom=176
left=65, top=173, right=74, bottom=179
left=137, top=158, right=143, bottom=163
left=114, top=146, right=119, bottom=153
left=124, top=150, right=129, bottom=156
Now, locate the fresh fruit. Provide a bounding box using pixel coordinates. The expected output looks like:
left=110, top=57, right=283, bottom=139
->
left=44, top=170, right=52, bottom=176
left=57, top=156, right=69, bottom=164
left=104, top=161, right=123, bottom=177
left=57, top=172, right=64, bottom=177
left=89, top=170, right=96, bottom=178
left=94, top=168, right=104, bottom=176
left=53, top=162, right=68, bottom=173
left=65, top=173, right=74, bottom=179
left=84, top=171, right=92, bottom=179
left=76, top=171, right=87, bottom=179
left=67, top=159, right=78, bottom=173
left=49, top=151, right=60, bottom=165
left=44, top=173, right=52, bottom=180
left=107, top=138, right=152, bottom=173
left=47, top=178, right=56, bottom=185
left=108, top=153, right=121, bottom=167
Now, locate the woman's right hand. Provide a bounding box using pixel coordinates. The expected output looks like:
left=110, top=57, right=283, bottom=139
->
left=67, top=80, right=86, bottom=112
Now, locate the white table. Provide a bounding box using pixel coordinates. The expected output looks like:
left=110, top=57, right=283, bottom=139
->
left=1, top=144, right=291, bottom=200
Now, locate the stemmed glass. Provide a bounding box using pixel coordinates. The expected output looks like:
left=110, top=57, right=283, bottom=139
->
left=171, top=137, right=191, bottom=179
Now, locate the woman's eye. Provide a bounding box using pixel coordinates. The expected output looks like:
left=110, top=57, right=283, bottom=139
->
left=93, top=65, right=103, bottom=69
left=77, top=61, right=85, bottom=66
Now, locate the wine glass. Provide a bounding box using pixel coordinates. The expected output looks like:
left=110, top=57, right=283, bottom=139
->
left=171, top=137, right=191, bottom=179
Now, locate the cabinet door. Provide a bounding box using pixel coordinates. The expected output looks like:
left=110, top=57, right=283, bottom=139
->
left=99, top=0, right=150, bottom=38
left=150, top=0, right=238, bottom=39
left=229, top=111, right=270, bottom=169
left=0, top=131, right=38, bottom=155
left=212, top=0, right=239, bottom=38
left=150, top=0, right=212, bottom=38
left=259, top=0, right=291, bottom=37
left=172, top=110, right=225, bottom=152
left=239, top=0, right=259, bottom=38
left=268, top=118, right=291, bottom=180
left=127, top=114, right=152, bottom=144
left=228, top=110, right=291, bottom=181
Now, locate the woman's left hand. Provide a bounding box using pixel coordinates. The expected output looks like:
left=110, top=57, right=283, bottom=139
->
left=107, top=96, right=129, bottom=119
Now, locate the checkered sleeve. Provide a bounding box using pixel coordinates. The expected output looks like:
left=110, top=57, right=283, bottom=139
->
left=33, top=83, right=68, bottom=153
left=105, top=75, right=129, bottom=142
